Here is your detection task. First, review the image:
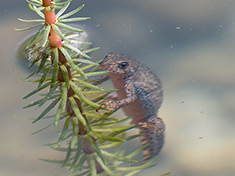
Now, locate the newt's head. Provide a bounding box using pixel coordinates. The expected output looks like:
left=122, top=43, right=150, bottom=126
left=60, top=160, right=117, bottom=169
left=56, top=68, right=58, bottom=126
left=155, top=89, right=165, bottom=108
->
left=100, top=53, right=138, bottom=75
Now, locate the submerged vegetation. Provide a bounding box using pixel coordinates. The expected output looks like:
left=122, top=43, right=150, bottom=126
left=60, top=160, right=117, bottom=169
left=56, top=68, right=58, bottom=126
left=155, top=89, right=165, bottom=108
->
left=16, top=0, right=167, bottom=175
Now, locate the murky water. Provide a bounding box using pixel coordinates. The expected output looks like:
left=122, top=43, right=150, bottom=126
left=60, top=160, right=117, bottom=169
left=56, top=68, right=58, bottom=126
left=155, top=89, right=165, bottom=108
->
left=1, top=0, right=235, bottom=175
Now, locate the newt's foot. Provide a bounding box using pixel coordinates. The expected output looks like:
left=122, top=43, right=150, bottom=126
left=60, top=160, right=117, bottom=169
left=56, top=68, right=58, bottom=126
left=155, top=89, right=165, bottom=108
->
left=138, top=116, right=165, bottom=162
left=98, top=99, right=118, bottom=114
left=138, top=117, right=165, bottom=135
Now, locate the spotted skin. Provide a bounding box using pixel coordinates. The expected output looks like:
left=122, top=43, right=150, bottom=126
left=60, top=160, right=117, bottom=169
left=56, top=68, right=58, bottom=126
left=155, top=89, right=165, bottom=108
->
left=100, top=53, right=165, bottom=162
left=138, top=116, right=165, bottom=161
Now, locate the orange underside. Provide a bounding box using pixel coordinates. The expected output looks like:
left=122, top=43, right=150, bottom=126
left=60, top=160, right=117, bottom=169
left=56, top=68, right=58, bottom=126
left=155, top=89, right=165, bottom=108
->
left=109, top=73, right=146, bottom=125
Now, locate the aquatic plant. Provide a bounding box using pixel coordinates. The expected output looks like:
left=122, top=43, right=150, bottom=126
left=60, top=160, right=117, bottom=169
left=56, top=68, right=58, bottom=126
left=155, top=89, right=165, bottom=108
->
left=16, top=0, right=167, bottom=175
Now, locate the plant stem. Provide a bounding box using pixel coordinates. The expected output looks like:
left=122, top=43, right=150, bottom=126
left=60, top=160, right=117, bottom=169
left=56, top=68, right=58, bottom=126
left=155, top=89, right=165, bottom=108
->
left=41, top=1, right=104, bottom=173
left=48, top=27, right=62, bottom=48
left=43, top=0, right=62, bottom=48
left=42, top=0, right=52, bottom=7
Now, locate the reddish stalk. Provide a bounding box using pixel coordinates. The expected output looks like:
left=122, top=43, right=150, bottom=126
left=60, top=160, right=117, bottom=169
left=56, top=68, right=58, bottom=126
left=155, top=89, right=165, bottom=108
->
left=42, top=0, right=83, bottom=131
left=42, top=0, right=104, bottom=173
left=43, top=0, right=61, bottom=48
left=42, top=0, right=52, bottom=7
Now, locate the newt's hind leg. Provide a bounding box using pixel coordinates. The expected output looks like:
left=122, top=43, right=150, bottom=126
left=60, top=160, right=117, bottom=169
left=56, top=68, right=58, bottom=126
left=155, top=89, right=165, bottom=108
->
left=138, top=116, right=165, bottom=161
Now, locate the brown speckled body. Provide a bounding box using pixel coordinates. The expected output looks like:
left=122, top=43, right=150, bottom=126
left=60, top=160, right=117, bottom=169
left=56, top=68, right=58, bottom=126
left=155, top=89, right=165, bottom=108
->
left=100, top=53, right=165, bottom=161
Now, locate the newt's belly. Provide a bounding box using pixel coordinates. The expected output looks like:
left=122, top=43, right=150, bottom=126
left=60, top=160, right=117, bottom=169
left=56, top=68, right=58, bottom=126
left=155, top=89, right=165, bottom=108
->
left=109, top=73, right=146, bottom=125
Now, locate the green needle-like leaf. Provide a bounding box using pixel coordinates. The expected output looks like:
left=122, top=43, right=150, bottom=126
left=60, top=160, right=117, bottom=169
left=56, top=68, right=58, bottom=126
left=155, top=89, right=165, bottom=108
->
left=65, top=33, right=80, bottom=39
left=36, top=51, right=50, bottom=73
left=59, top=4, right=85, bottom=19
left=54, top=83, right=67, bottom=126
left=26, top=25, right=45, bottom=49
left=96, top=134, right=126, bottom=142
left=77, top=170, right=90, bottom=176
left=23, top=82, right=51, bottom=99
left=53, top=5, right=66, bottom=9
left=52, top=0, right=72, bottom=8
left=126, top=133, right=142, bottom=141
left=75, top=154, right=87, bottom=171
left=47, top=145, right=77, bottom=152
left=99, top=142, right=122, bottom=149
left=51, top=24, right=67, bottom=41
left=71, top=134, right=78, bottom=148
left=70, top=81, right=100, bottom=108
left=85, top=71, right=109, bottom=77
left=31, top=123, right=53, bottom=135
left=56, top=118, right=70, bottom=145
left=37, top=85, right=59, bottom=108
left=57, top=22, right=84, bottom=33
left=83, top=47, right=100, bottom=54
left=101, top=150, right=138, bottom=163
left=56, top=1, right=71, bottom=18
left=96, top=157, right=115, bottom=176
left=69, top=96, right=88, bottom=128
left=72, top=117, right=79, bottom=135
left=82, top=89, right=116, bottom=94
left=109, top=125, right=136, bottom=138
left=62, top=142, right=72, bottom=167
left=72, top=78, right=104, bottom=91
left=37, top=67, right=50, bottom=89
left=15, top=23, right=43, bottom=31
left=160, top=172, right=172, bottom=176
left=18, top=18, right=44, bottom=23
left=72, top=58, right=99, bottom=65
left=32, top=97, right=60, bottom=123
left=125, top=170, right=141, bottom=176
left=29, top=4, right=44, bottom=19
left=63, top=43, right=90, bottom=59
left=118, top=159, right=156, bottom=171
left=95, top=117, right=130, bottom=127
left=40, top=158, right=64, bottom=164
left=59, top=17, right=90, bottom=23
left=84, top=135, right=105, bottom=165
left=60, top=65, right=70, bottom=89
left=71, top=136, right=82, bottom=167
left=92, top=125, right=135, bottom=133
left=59, top=46, right=87, bottom=79
left=42, top=25, right=51, bottom=47
left=26, top=0, right=41, bottom=6
left=51, top=48, right=59, bottom=89
left=80, top=64, right=97, bottom=71
left=29, top=0, right=42, bottom=4
left=82, top=112, right=104, bottom=120
left=72, top=64, right=87, bottom=79
left=88, top=154, right=97, bottom=176
left=125, top=144, right=149, bottom=160
left=23, top=94, right=58, bottom=109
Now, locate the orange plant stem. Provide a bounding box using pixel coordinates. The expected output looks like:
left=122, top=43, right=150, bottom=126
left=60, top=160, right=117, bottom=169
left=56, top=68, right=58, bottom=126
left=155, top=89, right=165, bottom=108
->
left=41, top=0, right=103, bottom=173
left=42, top=0, right=52, bottom=7
left=42, top=0, right=62, bottom=48
left=42, top=0, right=87, bottom=133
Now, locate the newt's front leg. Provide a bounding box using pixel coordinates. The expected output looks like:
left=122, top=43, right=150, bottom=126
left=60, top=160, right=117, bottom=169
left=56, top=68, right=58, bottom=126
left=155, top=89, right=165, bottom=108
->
left=100, top=79, right=137, bottom=112
left=100, top=95, right=137, bottom=112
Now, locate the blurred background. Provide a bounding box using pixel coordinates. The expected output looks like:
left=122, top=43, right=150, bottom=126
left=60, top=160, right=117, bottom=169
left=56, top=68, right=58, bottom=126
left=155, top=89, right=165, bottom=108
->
left=1, top=0, right=235, bottom=175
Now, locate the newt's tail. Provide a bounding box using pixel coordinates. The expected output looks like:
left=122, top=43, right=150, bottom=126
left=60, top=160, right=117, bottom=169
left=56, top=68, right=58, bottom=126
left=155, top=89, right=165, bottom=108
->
left=138, top=116, right=165, bottom=161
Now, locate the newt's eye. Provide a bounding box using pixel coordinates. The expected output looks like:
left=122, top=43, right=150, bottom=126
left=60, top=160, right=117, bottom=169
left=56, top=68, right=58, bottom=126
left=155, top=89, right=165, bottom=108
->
left=118, top=62, right=129, bottom=69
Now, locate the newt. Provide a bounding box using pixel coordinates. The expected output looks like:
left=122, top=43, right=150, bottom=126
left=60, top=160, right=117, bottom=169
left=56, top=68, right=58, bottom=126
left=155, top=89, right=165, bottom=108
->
left=99, top=53, right=165, bottom=161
